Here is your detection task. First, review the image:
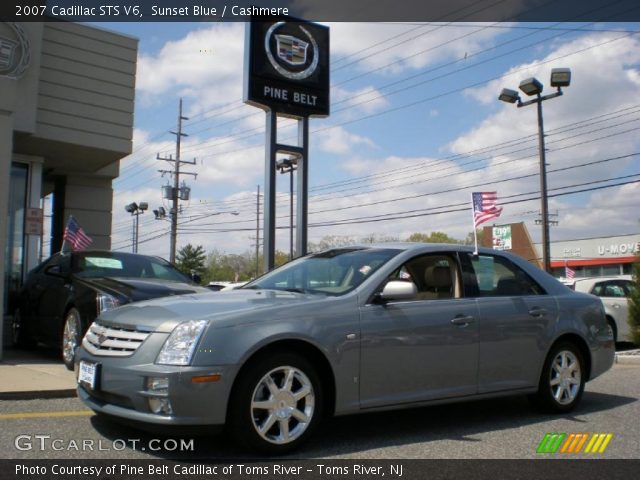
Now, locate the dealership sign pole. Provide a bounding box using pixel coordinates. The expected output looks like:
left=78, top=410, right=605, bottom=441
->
left=244, top=17, right=329, bottom=271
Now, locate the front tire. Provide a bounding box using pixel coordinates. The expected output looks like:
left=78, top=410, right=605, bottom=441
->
left=531, top=342, right=585, bottom=413
left=228, top=352, right=323, bottom=454
left=62, top=308, right=82, bottom=370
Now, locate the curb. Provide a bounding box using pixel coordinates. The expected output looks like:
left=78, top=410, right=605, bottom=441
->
left=616, top=354, right=640, bottom=365
left=0, top=388, right=77, bottom=401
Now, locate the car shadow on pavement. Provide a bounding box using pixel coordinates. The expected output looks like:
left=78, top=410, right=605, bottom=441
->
left=2, top=346, right=61, bottom=364
left=88, top=390, right=636, bottom=460
left=299, top=391, right=637, bottom=457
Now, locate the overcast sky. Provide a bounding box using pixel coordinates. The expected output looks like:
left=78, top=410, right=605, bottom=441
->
left=88, top=21, right=640, bottom=259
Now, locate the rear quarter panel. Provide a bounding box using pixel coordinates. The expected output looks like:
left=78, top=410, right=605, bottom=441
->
left=550, top=291, right=614, bottom=381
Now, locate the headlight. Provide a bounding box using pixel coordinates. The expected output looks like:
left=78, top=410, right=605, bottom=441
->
left=96, top=293, right=120, bottom=315
left=156, top=320, right=208, bottom=366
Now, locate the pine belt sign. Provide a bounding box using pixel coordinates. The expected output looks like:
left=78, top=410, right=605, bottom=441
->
left=244, top=17, right=329, bottom=118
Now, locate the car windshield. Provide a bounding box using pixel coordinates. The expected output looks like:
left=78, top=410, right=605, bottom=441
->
left=72, top=252, right=190, bottom=282
left=243, top=247, right=401, bottom=296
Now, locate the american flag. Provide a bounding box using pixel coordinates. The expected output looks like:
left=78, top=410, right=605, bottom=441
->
left=565, top=265, right=576, bottom=280
left=472, top=192, right=503, bottom=228
left=63, top=216, right=93, bottom=251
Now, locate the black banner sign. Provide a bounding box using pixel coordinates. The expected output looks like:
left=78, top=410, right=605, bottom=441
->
left=2, top=459, right=639, bottom=480
left=244, top=17, right=329, bottom=118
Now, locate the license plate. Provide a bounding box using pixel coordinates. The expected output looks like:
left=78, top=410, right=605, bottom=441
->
left=78, top=361, right=97, bottom=390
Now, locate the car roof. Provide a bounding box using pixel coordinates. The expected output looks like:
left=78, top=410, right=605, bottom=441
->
left=326, top=242, right=496, bottom=254
left=572, top=275, right=633, bottom=290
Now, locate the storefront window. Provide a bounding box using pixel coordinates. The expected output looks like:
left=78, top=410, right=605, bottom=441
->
left=601, top=265, right=622, bottom=276
left=3, top=163, right=28, bottom=316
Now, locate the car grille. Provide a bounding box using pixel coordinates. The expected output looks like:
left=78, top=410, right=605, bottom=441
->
left=82, top=322, right=150, bottom=357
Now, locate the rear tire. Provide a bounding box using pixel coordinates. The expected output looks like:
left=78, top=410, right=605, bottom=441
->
left=606, top=317, right=617, bottom=343
left=228, top=352, right=323, bottom=454
left=11, top=308, right=35, bottom=348
left=62, top=308, right=82, bottom=370
left=531, top=342, right=585, bottom=413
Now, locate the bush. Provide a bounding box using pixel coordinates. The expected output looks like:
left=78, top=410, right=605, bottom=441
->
left=629, top=254, right=640, bottom=345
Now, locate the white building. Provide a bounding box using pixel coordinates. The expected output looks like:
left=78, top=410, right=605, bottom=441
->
left=0, top=22, right=138, bottom=356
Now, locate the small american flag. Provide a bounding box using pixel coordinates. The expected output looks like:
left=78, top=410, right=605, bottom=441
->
left=472, top=192, right=503, bottom=228
left=63, top=216, right=93, bottom=251
left=565, top=265, right=575, bottom=280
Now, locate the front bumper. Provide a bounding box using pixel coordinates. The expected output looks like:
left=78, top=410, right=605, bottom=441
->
left=75, top=336, right=234, bottom=427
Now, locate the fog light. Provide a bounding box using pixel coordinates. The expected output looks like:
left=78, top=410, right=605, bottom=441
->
left=148, top=397, right=173, bottom=415
left=146, top=377, right=172, bottom=415
left=146, top=377, right=169, bottom=393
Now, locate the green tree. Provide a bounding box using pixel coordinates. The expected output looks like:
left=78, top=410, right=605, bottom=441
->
left=308, top=235, right=355, bottom=252
left=175, top=244, right=206, bottom=279
left=628, top=253, right=640, bottom=344
left=359, top=233, right=400, bottom=244
left=464, top=230, right=483, bottom=246
left=406, top=231, right=461, bottom=244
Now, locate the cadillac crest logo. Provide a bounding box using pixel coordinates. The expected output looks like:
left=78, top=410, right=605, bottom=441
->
left=265, top=22, right=319, bottom=80
left=276, top=34, right=308, bottom=66
left=245, top=17, right=329, bottom=117
left=0, top=23, right=30, bottom=79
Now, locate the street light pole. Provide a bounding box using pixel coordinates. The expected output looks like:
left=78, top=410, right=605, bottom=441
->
left=499, top=68, right=571, bottom=273
left=277, top=158, right=298, bottom=261
left=535, top=96, right=551, bottom=274
left=125, top=202, right=148, bottom=253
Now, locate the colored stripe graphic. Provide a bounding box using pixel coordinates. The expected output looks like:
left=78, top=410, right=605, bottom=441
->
left=538, top=433, right=613, bottom=454
left=584, top=433, right=613, bottom=453
left=560, top=433, right=589, bottom=453
left=537, top=433, right=566, bottom=453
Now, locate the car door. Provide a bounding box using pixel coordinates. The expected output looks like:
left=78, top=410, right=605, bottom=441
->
left=460, top=252, right=558, bottom=394
left=591, top=280, right=631, bottom=341
left=359, top=253, right=479, bottom=409
left=36, top=254, right=73, bottom=342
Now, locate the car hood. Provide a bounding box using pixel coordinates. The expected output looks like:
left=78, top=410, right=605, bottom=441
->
left=80, top=277, right=209, bottom=303
left=97, top=289, right=325, bottom=333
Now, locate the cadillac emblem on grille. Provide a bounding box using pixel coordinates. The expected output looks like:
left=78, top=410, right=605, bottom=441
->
left=275, top=34, right=308, bottom=66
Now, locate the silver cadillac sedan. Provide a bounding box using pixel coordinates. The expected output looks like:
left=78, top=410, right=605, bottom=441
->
left=75, top=244, right=614, bottom=453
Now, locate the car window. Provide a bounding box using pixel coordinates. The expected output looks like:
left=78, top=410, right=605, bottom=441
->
left=464, top=253, right=544, bottom=297
left=39, top=253, right=71, bottom=273
left=245, top=247, right=401, bottom=296
left=73, top=253, right=190, bottom=282
left=619, top=280, right=634, bottom=297
left=145, top=259, right=190, bottom=281
left=386, top=254, right=459, bottom=301
left=592, top=281, right=627, bottom=298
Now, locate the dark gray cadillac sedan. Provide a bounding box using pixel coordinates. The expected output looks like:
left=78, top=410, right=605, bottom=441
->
left=76, top=244, right=614, bottom=453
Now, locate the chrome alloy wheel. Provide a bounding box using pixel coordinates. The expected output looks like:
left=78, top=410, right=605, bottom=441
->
left=62, top=309, right=81, bottom=367
left=250, top=365, right=316, bottom=445
left=549, top=350, right=581, bottom=405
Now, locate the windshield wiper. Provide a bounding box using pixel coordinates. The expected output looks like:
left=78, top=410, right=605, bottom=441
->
left=281, top=288, right=308, bottom=294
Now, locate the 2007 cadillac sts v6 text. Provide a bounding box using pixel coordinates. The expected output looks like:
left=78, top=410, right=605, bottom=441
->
left=76, top=244, right=614, bottom=453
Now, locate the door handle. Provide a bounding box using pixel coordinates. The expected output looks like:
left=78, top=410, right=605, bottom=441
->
left=528, top=307, right=548, bottom=317
left=612, top=303, right=620, bottom=309
left=451, top=315, right=474, bottom=326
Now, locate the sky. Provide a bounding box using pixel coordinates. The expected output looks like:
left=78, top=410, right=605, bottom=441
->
left=90, top=21, right=640, bottom=259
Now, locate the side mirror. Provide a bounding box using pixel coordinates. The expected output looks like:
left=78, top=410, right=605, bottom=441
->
left=44, top=265, right=67, bottom=278
left=376, top=280, right=417, bottom=303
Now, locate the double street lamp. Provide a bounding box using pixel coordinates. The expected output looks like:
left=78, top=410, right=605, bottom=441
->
left=125, top=202, right=148, bottom=253
left=499, top=68, right=572, bottom=273
left=277, top=157, right=298, bottom=261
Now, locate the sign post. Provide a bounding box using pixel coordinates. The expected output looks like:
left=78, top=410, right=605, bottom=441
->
left=244, top=17, right=329, bottom=271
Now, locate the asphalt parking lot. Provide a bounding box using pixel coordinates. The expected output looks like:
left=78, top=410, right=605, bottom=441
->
left=1, top=363, right=638, bottom=460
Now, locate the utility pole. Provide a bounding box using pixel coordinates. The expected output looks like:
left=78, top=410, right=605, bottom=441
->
left=157, top=98, right=197, bottom=263
left=255, top=185, right=261, bottom=278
